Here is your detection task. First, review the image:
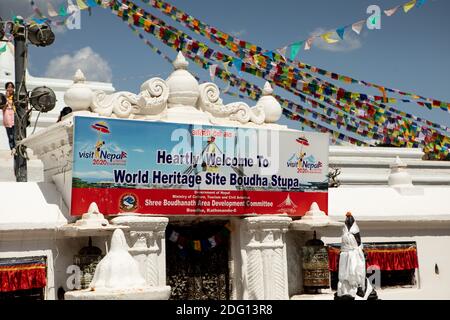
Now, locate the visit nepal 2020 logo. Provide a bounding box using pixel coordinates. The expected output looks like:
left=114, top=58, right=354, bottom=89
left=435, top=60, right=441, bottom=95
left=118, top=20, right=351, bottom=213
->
left=286, top=136, right=323, bottom=174
left=78, top=121, right=128, bottom=166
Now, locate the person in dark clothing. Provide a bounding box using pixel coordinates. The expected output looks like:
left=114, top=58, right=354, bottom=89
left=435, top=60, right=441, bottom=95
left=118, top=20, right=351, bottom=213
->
left=57, top=106, right=72, bottom=122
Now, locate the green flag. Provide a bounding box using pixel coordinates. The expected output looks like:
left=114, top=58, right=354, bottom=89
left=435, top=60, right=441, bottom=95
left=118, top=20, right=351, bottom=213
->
left=290, top=42, right=303, bottom=61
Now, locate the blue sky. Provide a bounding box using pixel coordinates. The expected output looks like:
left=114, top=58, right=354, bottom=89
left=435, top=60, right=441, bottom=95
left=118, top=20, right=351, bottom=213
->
left=1, top=0, right=449, bottom=129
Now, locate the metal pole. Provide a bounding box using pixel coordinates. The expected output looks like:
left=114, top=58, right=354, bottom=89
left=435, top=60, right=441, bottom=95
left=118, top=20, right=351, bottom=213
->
left=13, top=23, right=28, bottom=182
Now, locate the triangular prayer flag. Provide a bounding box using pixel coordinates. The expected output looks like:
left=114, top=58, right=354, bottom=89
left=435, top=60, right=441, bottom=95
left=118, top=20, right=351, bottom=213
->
left=304, top=37, right=314, bottom=50
left=233, top=58, right=243, bottom=75
left=32, top=17, right=48, bottom=24
left=384, top=6, right=399, bottom=17
left=209, top=64, right=218, bottom=81
left=76, top=0, right=89, bottom=10
left=321, top=32, right=339, bottom=44
left=85, top=0, right=98, bottom=7
left=277, top=46, right=287, bottom=61
left=47, top=3, right=59, bottom=17
left=290, top=42, right=302, bottom=60
left=223, top=61, right=230, bottom=73
left=264, top=51, right=274, bottom=60
left=336, top=27, right=346, bottom=40
left=59, top=4, right=68, bottom=17
left=416, top=0, right=427, bottom=7
left=403, top=0, right=416, bottom=13
left=351, top=20, right=365, bottom=35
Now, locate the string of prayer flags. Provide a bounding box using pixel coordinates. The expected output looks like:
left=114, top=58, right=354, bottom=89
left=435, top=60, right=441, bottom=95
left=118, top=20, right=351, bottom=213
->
left=167, top=223, right=232, bottom=253
left=118, top=0, right=448, bottom=144
left=134, top=0, right=450, bottom=113
left=105, top=0, right=450, bottom=159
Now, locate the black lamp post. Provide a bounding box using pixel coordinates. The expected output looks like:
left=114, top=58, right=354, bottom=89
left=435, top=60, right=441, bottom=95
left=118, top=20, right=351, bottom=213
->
left=1, top=18, right=57, bottom=181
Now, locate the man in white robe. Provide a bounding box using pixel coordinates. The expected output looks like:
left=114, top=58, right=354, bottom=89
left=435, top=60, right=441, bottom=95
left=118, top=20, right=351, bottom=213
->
left=335, top=212, right=367, bottom=299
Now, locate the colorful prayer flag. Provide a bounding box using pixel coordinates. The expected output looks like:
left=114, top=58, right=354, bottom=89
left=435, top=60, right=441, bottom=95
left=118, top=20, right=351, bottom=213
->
left=47, top=3, right=59, bottom=17
left=351, top=20, right=365, bottom=35
left=403, top=0, right=416, bottom=13
left=304, top=37, right=314, bottom=50
left=209, top=64, right=218, bottom=81
left=321, top=32, right=339, bottom=44
left=336, top=27, right=346, bottom=40
left=76, top=0, right=89, bottom=10
left=384, top=6, right=399, bottom=17
left=290, top=42, right=302, bottom=60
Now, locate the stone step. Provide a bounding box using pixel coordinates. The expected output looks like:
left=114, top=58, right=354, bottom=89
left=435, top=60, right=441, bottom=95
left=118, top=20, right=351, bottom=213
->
left=0, top=149, right=44, bottom=182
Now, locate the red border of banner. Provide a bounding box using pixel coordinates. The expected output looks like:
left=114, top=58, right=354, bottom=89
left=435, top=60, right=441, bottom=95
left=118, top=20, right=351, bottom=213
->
left=71, top=188, right=328, bottom=217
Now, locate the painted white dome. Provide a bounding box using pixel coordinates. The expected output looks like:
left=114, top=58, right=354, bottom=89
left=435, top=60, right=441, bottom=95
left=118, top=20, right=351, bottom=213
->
left=257, top=82, right=282, bottom=123
left=64, top=69, right=93, bottom=111
left=165, top=52, right=199, bottom=108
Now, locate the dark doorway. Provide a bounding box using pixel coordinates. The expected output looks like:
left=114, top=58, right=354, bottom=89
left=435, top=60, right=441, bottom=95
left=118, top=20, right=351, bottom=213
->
left=166, top=220, right=231, bottom=300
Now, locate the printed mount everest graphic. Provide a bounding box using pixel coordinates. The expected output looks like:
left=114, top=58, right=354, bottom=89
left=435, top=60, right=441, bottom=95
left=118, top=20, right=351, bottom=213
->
left=71, top=116, right=329, bottom=216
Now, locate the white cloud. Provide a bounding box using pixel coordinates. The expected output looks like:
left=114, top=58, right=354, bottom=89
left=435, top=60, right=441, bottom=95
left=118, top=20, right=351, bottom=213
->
left=132, top=148, right=145, bottom=153
left=74, top=171, right=113, bottom=179
left=310, top=27, right=363, bottom=52
left=45, top=47, right=112, bottom=82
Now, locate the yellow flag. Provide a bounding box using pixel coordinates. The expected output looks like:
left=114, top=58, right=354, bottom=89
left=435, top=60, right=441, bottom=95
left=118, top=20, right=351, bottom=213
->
left=321, top=32, right=339, bottom=44
left=403, top=0, right=416, bottom=13
left=193, top=240, right=201, bottom=251
left=76, top=0, right=89, bottom=10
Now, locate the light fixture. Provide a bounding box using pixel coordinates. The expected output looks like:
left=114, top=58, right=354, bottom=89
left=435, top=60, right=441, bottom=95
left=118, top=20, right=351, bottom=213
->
left=27, top=24, right=55, bottom=47
left=29, top=86, right=57, bottom=112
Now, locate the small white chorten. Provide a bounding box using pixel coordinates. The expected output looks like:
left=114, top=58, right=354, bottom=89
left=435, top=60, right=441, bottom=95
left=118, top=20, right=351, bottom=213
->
left=166, top=52, right=200, bottom=109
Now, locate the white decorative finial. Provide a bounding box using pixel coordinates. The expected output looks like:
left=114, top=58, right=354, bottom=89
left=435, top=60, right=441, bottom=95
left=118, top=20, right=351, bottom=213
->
left=309, top=202, right=320, bottom=212
left=173, top=51, right=189, bottom=70
left=74, top=69, right=86, bottom=83
left=64, top=69, right=94, bottom=111
left=262, top=81, right=274, bottom=95
left=88, top=202, right=100, bottom=214
left=391, top=156, right=407, bottom=168
left=303, top=202, right=327, bottom=219
left=389, top=156, right=413, bottom=187
left=257, top=81, right=282, bottom=123
left=74, top=202, right=109, bottom=227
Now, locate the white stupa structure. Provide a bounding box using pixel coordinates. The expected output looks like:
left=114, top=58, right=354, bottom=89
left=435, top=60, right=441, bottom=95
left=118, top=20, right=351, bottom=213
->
left=0, top=46, right=450, bottom=301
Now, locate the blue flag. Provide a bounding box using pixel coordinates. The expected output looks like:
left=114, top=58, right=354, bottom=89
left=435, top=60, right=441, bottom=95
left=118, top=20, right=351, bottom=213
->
left=233, top=58, right=243, bottom=76
left=336, top=27, right=346, bottom=40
